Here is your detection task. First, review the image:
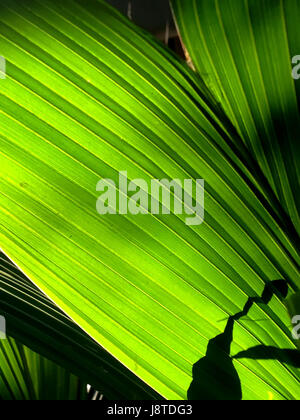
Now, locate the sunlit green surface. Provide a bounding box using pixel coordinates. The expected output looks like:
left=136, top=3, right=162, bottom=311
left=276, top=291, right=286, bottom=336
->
left=0, top=0, right=299, bottom=400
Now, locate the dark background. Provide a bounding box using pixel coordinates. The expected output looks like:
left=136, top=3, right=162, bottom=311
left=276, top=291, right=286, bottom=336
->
left=105, top=0, right=178, bottom=40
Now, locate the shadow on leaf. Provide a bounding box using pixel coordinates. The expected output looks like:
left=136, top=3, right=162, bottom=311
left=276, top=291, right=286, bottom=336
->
left=188, top=280, right=291, bottom=400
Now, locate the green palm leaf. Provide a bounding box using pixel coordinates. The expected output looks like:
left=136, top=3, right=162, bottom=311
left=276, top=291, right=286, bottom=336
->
left=171, top=0, right=300, bottom=235
left=0, top=252, right=162, bottom=399
left=0, top=0, right=299, bottom=399
left=0, top=336, right=87, bottom=400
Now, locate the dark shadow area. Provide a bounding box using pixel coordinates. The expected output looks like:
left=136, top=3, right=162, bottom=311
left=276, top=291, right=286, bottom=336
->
left=188, top=315, right=242, bottom=400
left=106, top=0, right=177, bottom=39
left=188, top=280, right=290, bottom=400
left=233, top=280, right=289, bottom=321
left=234, top=346, right=300, bottom=368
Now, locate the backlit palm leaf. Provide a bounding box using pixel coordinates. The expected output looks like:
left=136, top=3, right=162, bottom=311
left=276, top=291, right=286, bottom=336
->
left=0, top=0, right=299, bottom=399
